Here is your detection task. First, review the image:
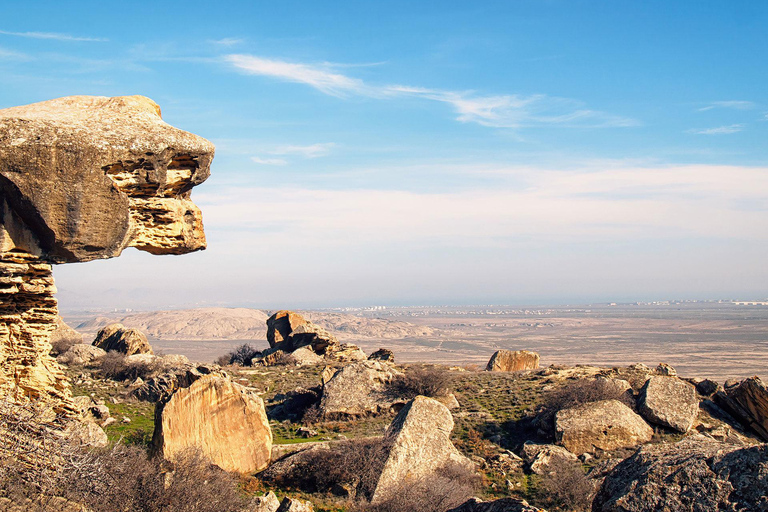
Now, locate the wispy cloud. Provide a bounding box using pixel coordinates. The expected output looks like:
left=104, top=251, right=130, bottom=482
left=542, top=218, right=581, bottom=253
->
left=0, top=46, right=31, bottom=60
left=698, top=101, right=756, bottom=112
left=224, top=54, right=637, bottom=129
left=210, top=37, right=245, bottom=46
left=0, top=30, right=107, bottom=42
left=251, top=156, right=288, bottom=166
left=688, top=124, right=743, bottom=135
left=269, top=143, right=336, bottom=158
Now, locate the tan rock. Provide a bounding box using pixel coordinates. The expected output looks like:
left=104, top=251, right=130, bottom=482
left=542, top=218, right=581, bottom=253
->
left=325, top=343, right=366, bottom=362
left=267, top=310, right=309, bottom=346
left=50, top=317, right=83, bottom=351
left=371, top=396, right=474, bottom=503
left=266, top=310, right=338, bottom=354
left=555, top=399, right=653, bottom=455
left=276, top=497, right=314, bottom=512
left=246, top=491, right=280, bottom=512
left=485, top=350, right=540, bottom=372
left=368, top=348, right=395, bottom=363
left=716, top=376, right=768, bottom=441
left=152, top=375, right=272, bottom=473
left=521, top=442, right=579, bottom=475
left=638, top=376, right=698, bottom=433
left=93, top=323, right=153, bottom=355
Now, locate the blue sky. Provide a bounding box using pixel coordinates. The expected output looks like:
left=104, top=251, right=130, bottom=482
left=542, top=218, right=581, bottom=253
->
left=1, top=1, right=766, bottom=309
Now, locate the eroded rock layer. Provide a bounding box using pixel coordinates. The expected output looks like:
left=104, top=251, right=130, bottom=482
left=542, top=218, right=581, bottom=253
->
left=0, top=251, right=73, bottom=414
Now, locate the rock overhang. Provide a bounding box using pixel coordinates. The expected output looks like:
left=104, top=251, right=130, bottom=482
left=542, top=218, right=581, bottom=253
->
left=0, top=95, right=213, bottom=263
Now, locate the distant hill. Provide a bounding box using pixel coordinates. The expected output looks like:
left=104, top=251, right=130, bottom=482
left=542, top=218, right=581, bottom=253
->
left=75, top=308, right=438, bottom=341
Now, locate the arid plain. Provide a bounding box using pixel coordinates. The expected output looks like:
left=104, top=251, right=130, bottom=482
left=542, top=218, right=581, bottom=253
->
left=66, top=302, right=768, bottom=382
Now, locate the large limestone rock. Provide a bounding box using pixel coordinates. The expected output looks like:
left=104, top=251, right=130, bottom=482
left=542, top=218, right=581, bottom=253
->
left=638, top=376, right=698, bottom=433
left=152, top=375, right=272, bottom=473
left=132, top=363, right=226, bottom=402
left=593, top=435, right=768, bottom=511
left=555, top=399, right=653, bottom=455
left=521, top=442, right=579, bottom=475
left=447, top=498, right=546, bottom=512
left=319, top=360, right=403, bottom=417
left=0, top=95, right=212, bottom=415
left=266, top=310, right=338, bottom=354
left=371, top=396, right=474, bottom=503
left=485, top=350, right=540, bottom=372
left=715, top=376, right=768, bottom=441
left=92, top=323, right=153, bottom=355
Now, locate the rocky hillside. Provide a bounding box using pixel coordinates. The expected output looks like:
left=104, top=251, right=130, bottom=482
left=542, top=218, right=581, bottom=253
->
left=75, top=308, right=438, bottom=341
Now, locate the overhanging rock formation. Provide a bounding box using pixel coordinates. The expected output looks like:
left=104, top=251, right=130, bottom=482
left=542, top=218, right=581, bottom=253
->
left=0, top=95, right=213, bottom=414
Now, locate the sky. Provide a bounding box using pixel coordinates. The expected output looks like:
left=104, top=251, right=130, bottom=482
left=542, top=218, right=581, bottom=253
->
left=0, top=0, right=766, bottom=310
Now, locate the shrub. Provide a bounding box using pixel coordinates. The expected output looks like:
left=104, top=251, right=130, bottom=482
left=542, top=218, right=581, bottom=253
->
left=49, top=336, right=79, bottom=356
left=98, top=351, right=162, bottom=381
left=389, top=366, right=453, bottom=399
left=541, top=378, right=635, bottom=413
left=223, top=344, right=261, bottom=366
left=536, top=458, right=596, bottom=512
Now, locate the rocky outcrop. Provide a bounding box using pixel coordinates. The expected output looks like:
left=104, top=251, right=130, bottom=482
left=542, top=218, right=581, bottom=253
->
left=92, top=323, right=153, bottom=355
left=447, top=497, right=546, bottom=512
left=246, top=491, right=280, bottom=512
left=555, top=399, right=653, bottom=455
left=132, top=363, right=226, bottom=402
left=276, top=498, right=314, bottom=512
left=152, top=375, right=272, bottom=473
left=57, top=344, right=106, bottom=366
left=371, top=396, right=474, bottom=503
left=593, top=435, right=768, bottom=511
left=266, top=310, right=338, bottom=354
left=715, top=376, right=768, bottom=441
left=50, top=317, right=83, bottom=350
left=325, top=343, right=366, bottom=362
left=485, top=350, right=540, bottom=372
left=319, top=360, right=403, bottom=418
left=0, top=95, right=212, bottom=415
left=638, top=376, right=698, bottom=432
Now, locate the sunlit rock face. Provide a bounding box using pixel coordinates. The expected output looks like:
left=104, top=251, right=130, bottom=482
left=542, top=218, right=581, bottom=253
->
left=0, top=95, right=213, bottom=414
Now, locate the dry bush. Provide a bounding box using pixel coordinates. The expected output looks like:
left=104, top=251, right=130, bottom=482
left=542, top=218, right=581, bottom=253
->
left=49, top=337, right=79, bottom=356
left=0, top=398, right=247, bottom=512
left=223, top=344, right=261, bottom=366
left=351, top=461, right=480, bottom=512
left=542, top=378, right=635, bottom=413
left=389, top=366, right=453, bottom=399
left=98, top=351, right=162, bottom=381
left=536, top=459, right=596, bottom=512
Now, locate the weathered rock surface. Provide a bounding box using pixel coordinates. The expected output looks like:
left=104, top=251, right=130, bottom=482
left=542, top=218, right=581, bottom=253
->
left=57, top=344, right=106, bottom=366
left=447, top=497, right=546, bottom=512
left=368, top=348, right=395, bottom=362
left=285, top=346, right=323, bottom=366
left=521, top=442, right=579, bottom=475
left=371, top=396, right=474, bottom=503
left=555, top=399, right=653, bottom=455
left=276, top=497, right=314, bottom=512
left=486, top=350, right=540, bottom=372
left=714, top=376, right=768, bottom=442
left=325, top=342, right=366, bottom=362
left=92, top=323, right=153, bottom=355
left=593, top=435, right=768, bottom=511
left=638, top=376, right=698, bottom=432
left=319, top=360, right=403, bottom=417
left=0, top=95, right=212, bottom=415
left=0, top=95, right=212, bottom=262
left=152, top=375, right=271, bottom=473
left=654, top=363, right=677, bottom=376
left=246, top=491, right=280, bottom=512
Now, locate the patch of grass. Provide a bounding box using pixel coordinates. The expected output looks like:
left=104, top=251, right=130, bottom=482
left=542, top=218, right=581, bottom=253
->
left=103, top=400, right=155, bottom=445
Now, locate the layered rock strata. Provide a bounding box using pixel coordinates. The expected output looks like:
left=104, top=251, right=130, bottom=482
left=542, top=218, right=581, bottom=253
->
left=0, top=95, right=213, bottom=415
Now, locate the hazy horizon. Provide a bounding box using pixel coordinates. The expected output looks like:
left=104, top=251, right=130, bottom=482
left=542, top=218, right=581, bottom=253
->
left=2, top=1, right=766, bottom=311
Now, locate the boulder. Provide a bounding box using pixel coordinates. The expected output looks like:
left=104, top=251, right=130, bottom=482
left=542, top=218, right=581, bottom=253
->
left=325, top=343, right=366, bottom=362
left=654, top=363, right=677, bottom=376
left=371, top=396, right=474, bottom=503
left=521, top=443, right=579, bottom=475
left=555, top=399, right=653, bottom=455
left=276, top=498, right=314, bottom=512
left=695, top=378, right=720, bottom=396
left=93, top=323, right=153, bottom=355
left=266, top=310, right=338, bottom=354
left=133, top=364, right=226, bottom=402
left=246, top=492, right=280, bottom=512
left=638, top=376, right=698, bottom=432
left=593, top=435, right=768, bottom=511
left=485, top=350, right=539, bottom=372
left=57, top=344, right=106, bottom=366
left=267, top=310, right=309, bottom=346
left=368, top=348, right=395, bottom=363
left=447, top=497, right=546, bottom=512
left=715, top=376, right=768, bottom=441
left=152, top=375, right=272, bottom=473
left=0, top=95, right=211, bottom=416
left=285, top=346, right=323, bottom=366
left=319, top=360, right=403, bottom=417
left=66, top=420, right=108, bottom=448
